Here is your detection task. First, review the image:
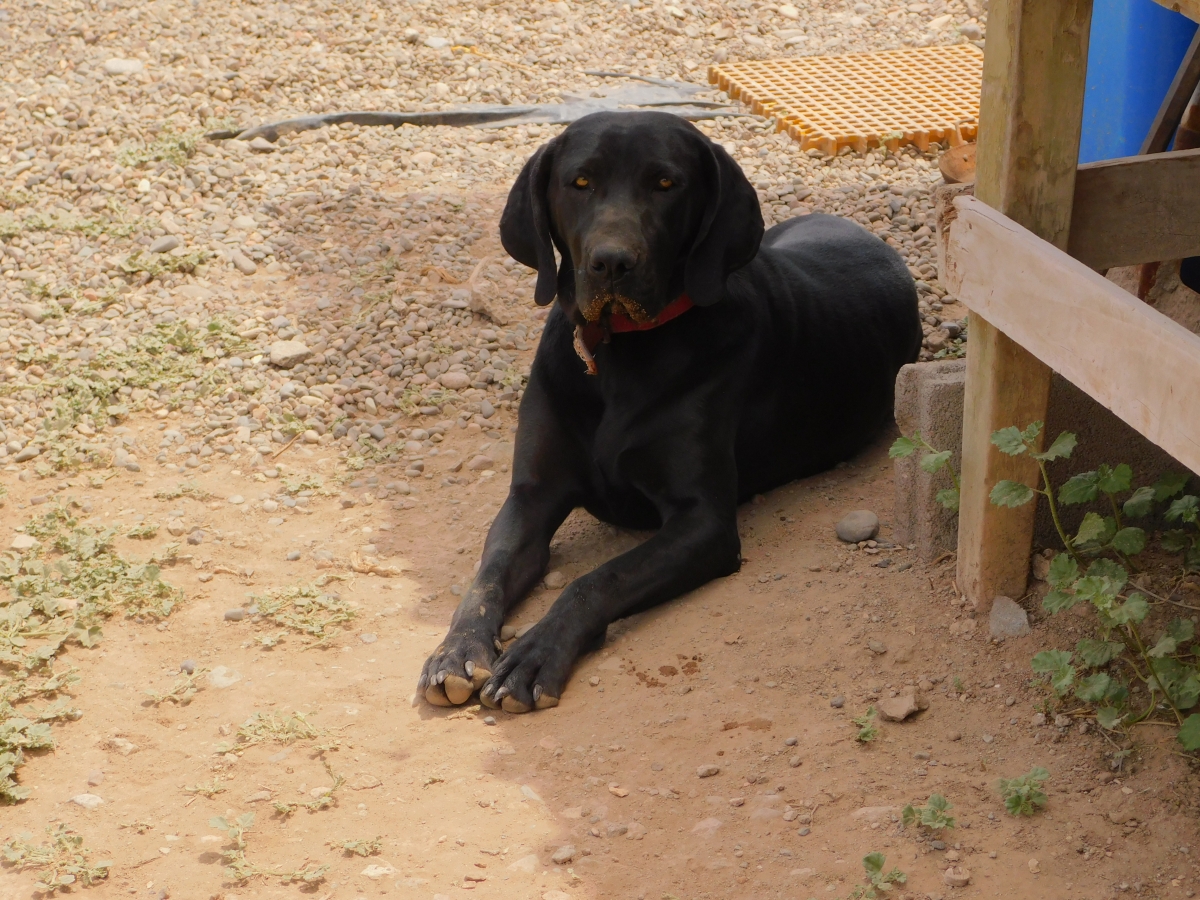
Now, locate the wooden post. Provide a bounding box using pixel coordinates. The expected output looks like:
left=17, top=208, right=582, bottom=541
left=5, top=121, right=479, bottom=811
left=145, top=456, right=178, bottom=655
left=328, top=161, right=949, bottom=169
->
left=956, top=0, right=1093, bottom=611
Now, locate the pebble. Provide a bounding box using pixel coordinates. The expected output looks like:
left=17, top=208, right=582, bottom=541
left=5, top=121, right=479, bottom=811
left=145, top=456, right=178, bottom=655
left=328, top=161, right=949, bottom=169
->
left=103, top=58, right=143, bottom=75
left=180, top=660, right=196, bottom=675
left=264, top=500, right=280, bottom=513
left=789, top=755, right=802, bottom=768
left=797, top=827, right=811, bottom=837
left=209, top=666, right=243, bottom=688
left=836, top=510, right=879, bottom=543
left=550, top=845, right=577, bottom=864
left=483, top=716, right=497, bottom=726
left=229, top=495, right=245, bottom=505
left=230, top=249, right=258, bottom=275
left=149, top=235, right=181, bottom=254
left=543, top=570, right=567, bottom=589
left=269, top=340, right=312, bottom=369
left=187, top=531, right=205, bottom=546
left=989, top=595, right=1031, bottom=638
left=784, top=736, right=798, bottom=746
left=224, top=608, right=247, bottom=621
left=877, top=689, right=924, bottom=722
left=13, top=446, right=42, bottom=463
left=286, top=550, right=301, bottom=561
left=360, top=633, right=378, bottom=644
left=697, top=764, right=720, bottom=778
left=830, top=696, right=845, bottom=708
left=944, top=866, right=972, bottom=887
left=87, top=771, right=105, bottom=787
left=71, top=793, right=104, bottom=809
left=9, top=534, right=38, bottom=551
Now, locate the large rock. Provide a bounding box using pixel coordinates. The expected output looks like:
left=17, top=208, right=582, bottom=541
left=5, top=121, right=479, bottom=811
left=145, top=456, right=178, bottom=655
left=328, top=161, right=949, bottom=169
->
left=269, top=340, right=311, bottom=369
left=836, top=510, right=879, bottom=543
left=989, top=595, right=1031, bottom=639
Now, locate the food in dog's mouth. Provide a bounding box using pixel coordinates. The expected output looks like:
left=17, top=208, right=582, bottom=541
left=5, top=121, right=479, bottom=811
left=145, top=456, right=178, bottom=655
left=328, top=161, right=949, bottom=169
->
left=578, top=292, right=654, bottom=324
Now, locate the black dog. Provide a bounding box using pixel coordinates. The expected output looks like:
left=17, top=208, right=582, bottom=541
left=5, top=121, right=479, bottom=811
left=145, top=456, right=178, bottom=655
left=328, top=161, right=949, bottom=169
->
left=418, top=111, right=921, bottom=713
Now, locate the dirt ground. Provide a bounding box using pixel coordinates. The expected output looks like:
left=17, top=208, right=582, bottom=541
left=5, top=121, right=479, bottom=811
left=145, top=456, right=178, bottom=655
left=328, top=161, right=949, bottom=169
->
left=4, top=0, right=1200, bottom=897
left=5, top=346, right=1200, bottom=900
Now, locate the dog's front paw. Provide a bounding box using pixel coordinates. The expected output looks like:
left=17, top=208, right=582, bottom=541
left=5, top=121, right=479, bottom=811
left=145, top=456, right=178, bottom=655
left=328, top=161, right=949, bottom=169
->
left=418, top=629, right=498, bottom=707
left=480, top=621, right=577, bottom=714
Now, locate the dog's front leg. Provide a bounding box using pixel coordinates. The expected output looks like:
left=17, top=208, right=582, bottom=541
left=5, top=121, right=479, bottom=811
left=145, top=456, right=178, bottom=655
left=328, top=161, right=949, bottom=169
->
left=481, top=500, right=740, bottom=712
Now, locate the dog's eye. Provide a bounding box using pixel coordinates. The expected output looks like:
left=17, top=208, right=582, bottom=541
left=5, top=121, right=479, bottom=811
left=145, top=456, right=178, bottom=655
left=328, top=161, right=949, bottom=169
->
left=573, top=176, right=589, bottom=188
left=658, top=178, right=674, bottom=189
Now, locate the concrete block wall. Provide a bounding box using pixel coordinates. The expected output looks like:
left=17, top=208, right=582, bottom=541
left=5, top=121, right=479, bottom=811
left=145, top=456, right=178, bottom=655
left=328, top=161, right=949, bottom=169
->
left=893, top=360, right=1197, bottom=563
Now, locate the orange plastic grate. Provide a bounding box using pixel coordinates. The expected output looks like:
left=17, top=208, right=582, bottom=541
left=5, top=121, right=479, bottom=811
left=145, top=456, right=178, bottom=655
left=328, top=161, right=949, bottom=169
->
left=709, top=44, right=983, bottom=155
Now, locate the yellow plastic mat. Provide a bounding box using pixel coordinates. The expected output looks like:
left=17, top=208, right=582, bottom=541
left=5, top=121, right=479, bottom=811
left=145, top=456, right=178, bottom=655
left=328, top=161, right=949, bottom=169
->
left=709, top=43, right=984, bottom=155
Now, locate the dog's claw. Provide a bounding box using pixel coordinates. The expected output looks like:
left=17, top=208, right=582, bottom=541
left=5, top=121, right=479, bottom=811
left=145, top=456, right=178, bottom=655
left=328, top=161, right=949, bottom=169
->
left=465, top=660, right=475, bottom=678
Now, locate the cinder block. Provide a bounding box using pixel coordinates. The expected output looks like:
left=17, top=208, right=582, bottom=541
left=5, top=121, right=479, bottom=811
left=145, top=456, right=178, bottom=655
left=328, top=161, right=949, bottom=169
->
left=893, top=360, right=1200, bottom=564
left=893, top=360, right=965, bottom=560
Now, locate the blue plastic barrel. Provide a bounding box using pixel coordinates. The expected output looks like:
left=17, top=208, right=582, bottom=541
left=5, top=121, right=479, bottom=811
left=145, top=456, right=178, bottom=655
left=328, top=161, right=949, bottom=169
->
left=1079, top=0, right=1198, bottom=163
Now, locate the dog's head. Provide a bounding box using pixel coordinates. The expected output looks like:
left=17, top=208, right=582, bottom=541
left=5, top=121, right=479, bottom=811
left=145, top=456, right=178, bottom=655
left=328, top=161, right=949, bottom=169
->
left=499, top=111, right=763, bottom=324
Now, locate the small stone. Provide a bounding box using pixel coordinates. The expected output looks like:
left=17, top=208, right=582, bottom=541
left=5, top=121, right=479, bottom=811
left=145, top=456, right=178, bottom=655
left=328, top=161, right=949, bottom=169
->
left=730, top=797, right=745, bottom=807
left=423, top=35, right=451, bottom=48
left=830, top=696, right=845, bottom=709
left=167, top=519, right=186, bottom=536
left=797, top=826, right=811, bottom=836
left=249, top=136, right=276, bottom=152
left=150, top=235, right=181, bottom=253
left=224, top=608, right=246, bottom=621
left=209, top=666, right=242, bottom=688
left=369, top=424, right=386, bottom=441
left=836, top=510, right=879, bottom=543
left=230, top=249, right=257, bottom=275
left=480, top=399, right=495, bottom=418
left=71, top=793, right=104, bottom=809
left=263, top=500, right=279, bottom=513
left=269, top=340, right=311, bottom=369
left=360, top=633, right=377, bottom=644
left=625, top=821, right=647, bottom=840
left=14, top=445, right=42, bottom=463
left=989, top=595, right=1031, bottom=639
left=103, top=58, right=143, bottom=75
left=228, top=494, right=245, bottom=505
left=362, top=864, right=397, bottom=880
left=696, top=764, right=720, bottom=778
left=10, top=534, right=38, bottom=551
left=1031, top=713, right=1047, bottom=727
left=868, top=640, right=887, bottom=654
left=468, top=455, right=495, bottom=471
left=1028, top=858, right=1040, bottom=874
left=877, top=689, right=922, bottom=722
left=948, top=731, right=962, bottom=741
left=543, top=570, right=567, bottom=589
left=187, top=530, right=205, bottom=545
left=180, top=660, right=196, bottom=675
left=439, top=371, right=472, bottom=390
left=944, top=866, right=972, bottom=887
left=19, top=303, right=46, bottom=323
left=931, top=840, right=946, bottom=851
left=550, top=845, right=577, bottom=864
left=606, top=822, right=628, bottom=837
left=784, top=737, right=798, bottom=746
left=959, top=21, right=983, bottom=40
left=483, top=716, right=497, bottom=726
left=87, top=770, right=105, bottom=787
left=789, top=755, right=802, bottom=768
left=286, top=550, right=300, bottom=561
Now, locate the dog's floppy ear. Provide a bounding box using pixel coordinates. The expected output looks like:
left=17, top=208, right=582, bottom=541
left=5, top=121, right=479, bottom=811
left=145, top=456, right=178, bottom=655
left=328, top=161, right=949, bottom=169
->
left=684, top=139, right=764, bottom=307
left=500, top=138, right=561, bottom=307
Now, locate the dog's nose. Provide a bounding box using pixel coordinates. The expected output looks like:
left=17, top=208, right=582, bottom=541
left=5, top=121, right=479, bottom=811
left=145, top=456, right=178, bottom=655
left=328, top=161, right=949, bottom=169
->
left=589, top=245, right=638, bottom=279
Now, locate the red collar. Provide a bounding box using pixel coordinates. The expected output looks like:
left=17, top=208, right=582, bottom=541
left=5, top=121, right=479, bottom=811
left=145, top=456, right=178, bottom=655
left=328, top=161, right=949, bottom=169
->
left=573, top=294, right=694, bottom=374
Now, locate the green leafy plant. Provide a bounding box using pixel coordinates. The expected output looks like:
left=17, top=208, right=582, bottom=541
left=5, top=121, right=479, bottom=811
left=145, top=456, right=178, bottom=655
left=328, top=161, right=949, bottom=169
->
left=208, top=812, right=328, bottom=885
left=848, top=852, right=906, bottom=898
left=331, top=836, right=382, bottom=857
left=217, top=710, right=339, bottom=755
left=997, top=767, right=1049, bottom=816
left=184, top=777, right=226, bottom=798
left=1, top=824, right=110, bottom=893
left=901, top=793, right=955, bottom=832
left=247, top=584, right=358, bottom=647
left=145, top=667, right=207, bottom=706
left=852, top=707, right=878, bottom=743
left=889, top=431, right=960, bottom=511
left=273, top=759, right=344, bottom=816
left=987, top=421, right=1200, bottom=748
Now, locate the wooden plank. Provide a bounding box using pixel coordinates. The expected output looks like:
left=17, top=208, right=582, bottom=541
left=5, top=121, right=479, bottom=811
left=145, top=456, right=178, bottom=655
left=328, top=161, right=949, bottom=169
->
left=1153, top=0, right=1200, bottom=23
left=1140, top=28, right=1200, bottom=154
left=942, top=194, right=1200, bottom=473
left=1068, top=148, right=1200, bottom=269
left=956, top=0, right=1094, bottom=613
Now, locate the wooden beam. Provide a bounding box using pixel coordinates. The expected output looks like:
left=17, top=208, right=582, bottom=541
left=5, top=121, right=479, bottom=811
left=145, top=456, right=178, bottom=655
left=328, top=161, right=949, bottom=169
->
left=956, top=0, right=1093, bottom=613
left=1140, top=28, right=1200, bottom=154
left=942, top=194, right=1200, bottom=473
left=1153, top=0, right=1200, bottom=24
left=1068, top=148, right=1200, bottom=269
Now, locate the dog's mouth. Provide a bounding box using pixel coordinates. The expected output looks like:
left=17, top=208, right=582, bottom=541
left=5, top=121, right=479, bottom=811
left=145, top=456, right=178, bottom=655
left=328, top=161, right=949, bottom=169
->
left=577, top=292, right=655, bottom=325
